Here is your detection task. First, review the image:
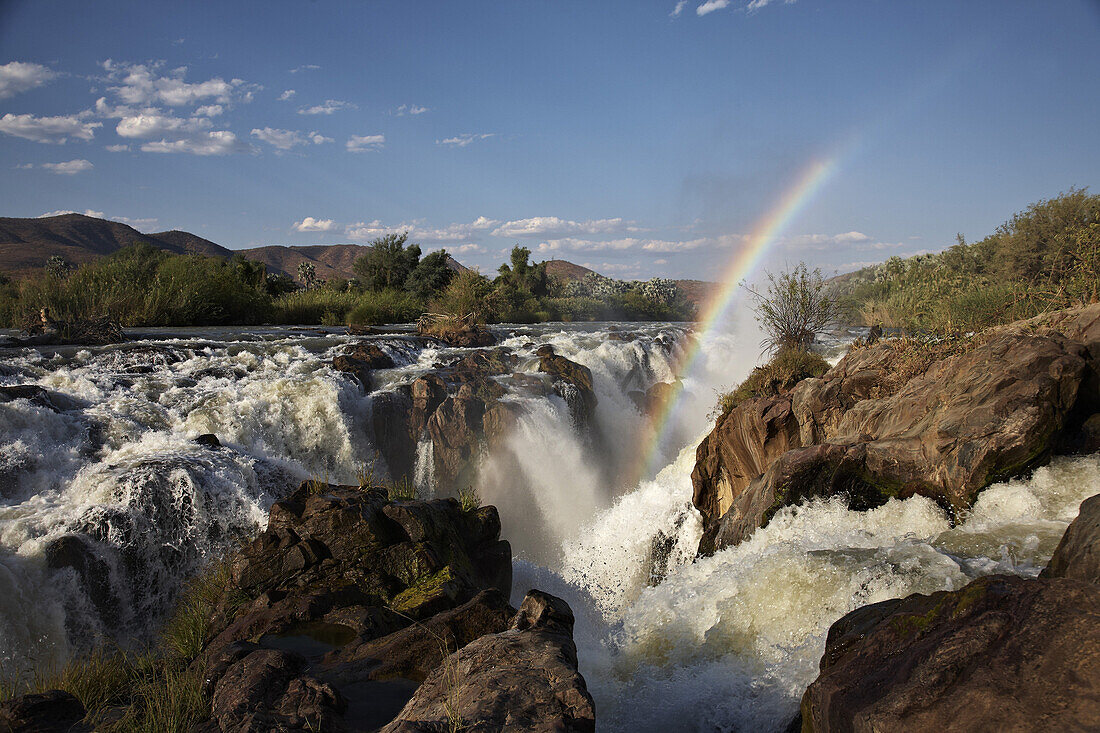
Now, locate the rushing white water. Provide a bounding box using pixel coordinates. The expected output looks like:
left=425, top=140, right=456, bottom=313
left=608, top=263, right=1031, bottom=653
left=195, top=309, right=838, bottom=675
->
left=2, top=320, right=1097, bottom=733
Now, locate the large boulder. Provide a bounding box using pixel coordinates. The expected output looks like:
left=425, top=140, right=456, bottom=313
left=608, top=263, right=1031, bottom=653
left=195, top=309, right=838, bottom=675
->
left=693, top=304, right=1100, bottom=554
left=1042, top=493, right=1100, bottom=583
left=0, top=690, right=89, bottom=733
left=333, top=341, right=396, bottom=388
left=381, top=590, right=596, bottom=733
left=799, top=574, right=1100, bottom=732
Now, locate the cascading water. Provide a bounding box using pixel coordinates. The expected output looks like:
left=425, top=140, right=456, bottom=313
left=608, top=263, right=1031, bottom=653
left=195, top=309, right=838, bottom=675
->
left=1, top=320, right=1096, bottom=732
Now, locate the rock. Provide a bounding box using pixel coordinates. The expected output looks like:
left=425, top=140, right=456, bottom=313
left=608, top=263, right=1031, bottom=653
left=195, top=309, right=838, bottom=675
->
left=630, top=381, right=678, bottom=416
left=0, top=385, right=60, bottom=412
left=0, top=690, right=89, bottom=733
left=194, top=433, right=221, bottom=448
left=348, top=342, right=397, bottom=370
left=537, top=348, right=597, bottom=428
left=1042, top=493, right=1100, bottom=584
left=800, top=574, right=1100, bottom=732
left=427, top=394, right=486, bottom=491
left=208, top=647, right=346, bottom=733
left=423, top=324, right=496, bottom=348
left=381, top=590, right=596, bottom=733
left=371, top=389, right=417, bottom=483
left=693, top=307, right=1100, bottom=553
left=44, top=534, right=119, bottom=623
left=409, top=374, right=447, bottom=437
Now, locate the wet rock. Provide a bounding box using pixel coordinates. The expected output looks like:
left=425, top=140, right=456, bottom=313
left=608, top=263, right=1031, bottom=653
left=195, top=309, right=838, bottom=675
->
left=693, top=304, right=1100, bottom=553
left=371, top=388, right=417, bottom=483
left=194, top=433, right=222, bottom=449
left=409, top=374, right=447, bottom=437
left=1042, top=493, right=1100, bottom=584
left=347, top=342, right=397, bottom=370
left=0, top=690, right=89, bottom=733
left=800, top=574, right=1100, bottom=732
left=0, top=385, right=60, bottom=412
left=427, top=393, right=486, bottom=491
left=44, top=534, right=119, bottom=623
left=422, top=323, right=496, bottom=348
left=381, top=590, right=596, bottom=733
left=537, top=346, right=597, bottom=428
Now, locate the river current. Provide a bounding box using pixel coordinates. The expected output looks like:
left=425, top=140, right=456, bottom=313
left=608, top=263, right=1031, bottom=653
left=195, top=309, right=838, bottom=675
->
left=1, top=320, right=1097, bottom=731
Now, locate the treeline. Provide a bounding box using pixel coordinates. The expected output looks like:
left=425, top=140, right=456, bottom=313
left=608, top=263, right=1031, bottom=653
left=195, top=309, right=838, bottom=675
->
left=0, top=234, right=695, bottom=329
left=834, top=188, right=1100, bottom=333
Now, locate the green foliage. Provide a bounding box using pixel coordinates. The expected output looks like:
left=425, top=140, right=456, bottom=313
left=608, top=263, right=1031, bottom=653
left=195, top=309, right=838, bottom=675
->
left=459, top=486, right=481, bottom=512
left=405, top=250, right=455, bottom=299
left=346, top=289, right=424, bottom=325
left=749, top=263, right=838, bottom=352
left=715, top=348, right=831, bottom=416
left=430, top=269, right=498, bottom=321
left=354, top=232, right=422, bottom=290
left=271, top=288, right=358, bottom=325
left=296, top=261, right=317, bottom=289
left=45, top=255, right=72, bottom=279
left=837, top=189, right=1100, bottom=334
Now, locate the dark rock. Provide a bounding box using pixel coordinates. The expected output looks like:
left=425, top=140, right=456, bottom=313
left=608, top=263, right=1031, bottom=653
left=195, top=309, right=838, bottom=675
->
left=347, top=342, right=397, bottom=370
left=193, top=433, right=221, bottom=448
left=427, top=394, right=486, bottom=491
left=538, top=351, right=597, bottom=428
left=0, top=385, right=60, bottom=412
left=44, top=534, right=118, bottom=623
left=693, top=304, right=1100, bottom=553
left=371, top=389, right=417, bottom=483
left=0, top=690, right=89, bottom=732
left=1042, top=493, right=1100, bottom=583
left=801, top=574, right=1100, bottom=732
left=381, top=590, right=596, bottom=733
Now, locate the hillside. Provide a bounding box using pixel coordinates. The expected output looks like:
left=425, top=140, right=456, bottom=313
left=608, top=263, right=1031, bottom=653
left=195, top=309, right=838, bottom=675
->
left=544, top=259, right=597, bottom=283
left=0, top=214, right=232, bottom=277
left=238, top=244, right=469, bottom=282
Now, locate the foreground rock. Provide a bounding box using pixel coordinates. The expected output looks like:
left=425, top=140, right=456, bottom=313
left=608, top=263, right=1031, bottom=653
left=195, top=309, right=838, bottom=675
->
left=190, top=482, right=592, bottom=731
left=693, top=303, right=1100, bottom=554
left=0, top=690, right=89, bottom=732
left=382, top=590, right=596, bottom=733
left=800, top=574, right=1100, bottom=732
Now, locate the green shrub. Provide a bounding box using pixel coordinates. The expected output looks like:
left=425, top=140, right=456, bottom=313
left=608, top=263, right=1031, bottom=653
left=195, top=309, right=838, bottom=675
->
left=346, top=289, right=424, bottom=325
left=716, top=348, right=831, bottom=416
left=271, top=288, right=358, bottom=325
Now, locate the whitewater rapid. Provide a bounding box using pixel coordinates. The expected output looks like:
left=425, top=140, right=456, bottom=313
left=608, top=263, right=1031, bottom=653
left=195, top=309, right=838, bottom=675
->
left=1, top=320, right=1097, bottom=732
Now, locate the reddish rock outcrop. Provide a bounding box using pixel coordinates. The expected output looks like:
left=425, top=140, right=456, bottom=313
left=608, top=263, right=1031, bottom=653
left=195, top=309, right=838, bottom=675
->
left=1042, top=492, right=1100, bottom=584
left=693, top=304, right=1100, bottom=554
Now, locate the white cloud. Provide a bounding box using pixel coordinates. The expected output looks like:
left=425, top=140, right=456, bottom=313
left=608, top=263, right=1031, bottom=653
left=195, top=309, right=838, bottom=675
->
left=346, top=133, right=385, bottom=152
left=289, top=65, right=320, bottom=74
left=696, top=0, right=730, bottom=15
left=394, top=104, right=429, bottom=116
left=101, top=60, right=254, bottom=108
left=437, top=133, right=495, bottom=147
left=294, top=217, right=336, bottom=232
left=112, top=215, right=158, bottom=228
left=670, top=1, right=688, bottom=17
left=0, top=61, right=57, bottom=99
left=115, top=112, right=248, bottom=155
left=344, top=216, right=497, bottom=243
left=747, top=0, right=796, bottom=10
left=105, top=144, right=129, bottom=152
left=141, top=131, right=247, bottom=155
left=14, top=163, right=34, bottom=169
left=41, top=159, right=93, bottom=175
left=535, top=232, right=746, bottom=254
left=278, top=89, right=296, bottom=101
left=39, top=209, right=105, bottom=218
left=452, top=243, right=485, bottom=254
left=251, top=126, right=331, bottom=150
left=492, top=216, right=630, bottom=239
left=298, top=99, right=355, bottom=115
left=0, top=113, right=101, bottom=143
left=193, top=104, right=223, bottom=117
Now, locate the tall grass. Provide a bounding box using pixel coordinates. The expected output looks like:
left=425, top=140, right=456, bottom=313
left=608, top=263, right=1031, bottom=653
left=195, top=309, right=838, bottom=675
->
left=271, top=288, right=358, bottom=325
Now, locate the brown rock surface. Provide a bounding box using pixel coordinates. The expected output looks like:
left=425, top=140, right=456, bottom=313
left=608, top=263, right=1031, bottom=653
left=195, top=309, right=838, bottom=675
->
left=537, top=345, right=598, bottom=428
left=0, top=690, right=89, bottom=733
left=381, top=590, right=596, bottom=733
left=693, top=304, right=1100, bottom=554
left=1042, top=493, right=1100, bottom=583
left=800, top=574, right=1100, bottom=733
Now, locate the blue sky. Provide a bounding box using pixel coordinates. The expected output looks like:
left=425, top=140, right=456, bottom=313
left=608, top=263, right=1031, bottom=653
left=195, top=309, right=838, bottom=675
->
left=1, top=0, right=1098, bottom=280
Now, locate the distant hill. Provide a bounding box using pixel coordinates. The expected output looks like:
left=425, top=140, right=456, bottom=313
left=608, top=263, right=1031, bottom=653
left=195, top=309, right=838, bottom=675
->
left=0, top=214, right=232, bottom=277
left=544, top=259, right=597, bottom=283
left=673, top=279, right=719, bottom=311
left=239, top=244, right=469, bottom=282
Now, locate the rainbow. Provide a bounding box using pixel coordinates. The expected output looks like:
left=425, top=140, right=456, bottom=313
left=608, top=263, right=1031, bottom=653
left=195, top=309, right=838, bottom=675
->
left=630, top=157, right=838, bottom=486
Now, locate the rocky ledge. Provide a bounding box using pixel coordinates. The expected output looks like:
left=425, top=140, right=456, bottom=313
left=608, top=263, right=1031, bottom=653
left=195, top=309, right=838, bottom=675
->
left=797, top=488, right=1100, bottom=732
left=188, top=482, right=595, bottom=732
left=334, top=339, right=599, bottom=491
left=693, top=303, right=1100, bottom=554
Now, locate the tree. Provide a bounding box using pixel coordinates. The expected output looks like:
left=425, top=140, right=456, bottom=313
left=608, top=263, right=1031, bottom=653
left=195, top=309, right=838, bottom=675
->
left=297, top=261, right=317, bottom=289
left=747, top=262, right=838, bottom=353
left=45, top=255, right=72, bottom=279
left=496, top=246, right=549, bottom=296
left=404, top=250, right=455, bottom=299
left=353, top=232, right=422, bottom=291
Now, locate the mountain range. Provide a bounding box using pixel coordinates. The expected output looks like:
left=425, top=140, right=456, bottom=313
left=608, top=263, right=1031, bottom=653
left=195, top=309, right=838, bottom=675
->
left=0, top=214, right=717, bottom=307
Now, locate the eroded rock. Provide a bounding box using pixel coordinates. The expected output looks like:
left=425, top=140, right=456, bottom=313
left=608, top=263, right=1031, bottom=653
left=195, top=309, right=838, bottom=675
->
left=1042, top=493, right=1100, bottom=584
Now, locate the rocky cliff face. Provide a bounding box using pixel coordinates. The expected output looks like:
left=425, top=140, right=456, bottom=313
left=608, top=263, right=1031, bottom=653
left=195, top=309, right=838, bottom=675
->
left=798, top=491, right=1100, bottom=732
left=692, top=304, right=1100, bottom=554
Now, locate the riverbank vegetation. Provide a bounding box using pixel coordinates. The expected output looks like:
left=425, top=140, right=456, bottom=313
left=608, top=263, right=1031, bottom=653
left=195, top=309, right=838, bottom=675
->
left=833, top=188, right=1100, bottom=334
left=0, top=235, right=695, bottom=329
